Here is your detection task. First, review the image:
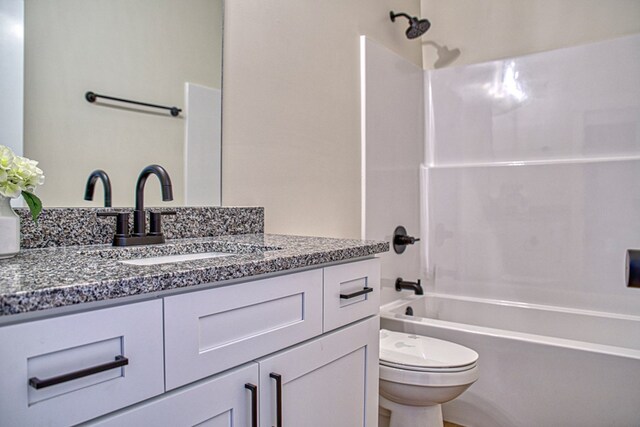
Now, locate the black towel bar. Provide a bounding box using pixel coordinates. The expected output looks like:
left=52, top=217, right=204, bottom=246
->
left=85, top=91, right=181, bottom=117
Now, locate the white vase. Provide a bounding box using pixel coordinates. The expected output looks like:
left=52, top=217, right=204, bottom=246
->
left=0, top=195, right=20, bottom=259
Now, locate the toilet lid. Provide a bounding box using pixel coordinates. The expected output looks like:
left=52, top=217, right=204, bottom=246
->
left=380, top=329, right=478, bottom=370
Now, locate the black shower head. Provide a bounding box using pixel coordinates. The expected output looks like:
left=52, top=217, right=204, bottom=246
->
left=390, top=11, right=431, bottom=39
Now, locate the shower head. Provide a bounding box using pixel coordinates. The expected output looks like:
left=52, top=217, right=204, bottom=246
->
left=390, top=11, right=431, bottom=39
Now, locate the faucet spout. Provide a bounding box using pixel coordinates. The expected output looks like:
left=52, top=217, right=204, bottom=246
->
left=84, top=169, right=112, bottom=207
left=395, top=278, right=424, bottom=295
left=133, top=164, right=173, bottom=236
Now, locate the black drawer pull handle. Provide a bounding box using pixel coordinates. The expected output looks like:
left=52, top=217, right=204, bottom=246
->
left=340, top=287, right=374, bottom=299
left=245, top=383, right=258, bottom=427
left=28, top=355, right=129, bottom=390
left=270, top=373, right=282, bottom=427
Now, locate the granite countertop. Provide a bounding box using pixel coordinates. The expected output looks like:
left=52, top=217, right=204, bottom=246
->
left=0, top=234, right=388, bottom=317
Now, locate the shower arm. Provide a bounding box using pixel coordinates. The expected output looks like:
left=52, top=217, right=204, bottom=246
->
left=390, top=11, right=413, bottom=22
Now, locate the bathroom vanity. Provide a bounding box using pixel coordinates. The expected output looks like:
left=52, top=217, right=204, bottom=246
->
left=0, top=208, right=387, bottom=427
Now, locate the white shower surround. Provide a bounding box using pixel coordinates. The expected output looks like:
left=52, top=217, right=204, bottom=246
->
left=424, top=33, right=640, bottom=316
left=363, top=33, right=640, bottom=425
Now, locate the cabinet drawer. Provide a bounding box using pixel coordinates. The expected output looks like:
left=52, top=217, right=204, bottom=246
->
left=164, top=269, right=323, bottom=390
left=0, top=300, right=164, bottom=427
left=323, top=258, right=380, bottom=332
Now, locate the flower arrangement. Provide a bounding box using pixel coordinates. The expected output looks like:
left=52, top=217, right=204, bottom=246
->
left=0, top=145, right=45, bottom=222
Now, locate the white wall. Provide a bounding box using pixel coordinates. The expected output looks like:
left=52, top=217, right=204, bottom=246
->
left=222, top=0, right=422, bottom=238
left=425, top=35, right=640, bottom=315
left=420, top=0, right=640, bottom=69
left=24, top=0, right=222, bottom=207
left=362, top=37, right=424, bottom=305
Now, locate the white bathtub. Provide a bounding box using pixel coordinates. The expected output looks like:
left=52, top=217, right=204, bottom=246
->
left=380, top=293, right=640, bottom=427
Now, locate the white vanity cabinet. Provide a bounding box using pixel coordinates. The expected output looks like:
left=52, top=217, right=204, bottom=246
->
left=0, top=257, right=380, bottom=427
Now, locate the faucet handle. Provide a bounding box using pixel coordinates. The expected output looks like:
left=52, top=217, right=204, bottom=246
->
left=97, top=211, right=130, bottom=238
left=148, top=210, right=176, bottom=236
left=393, top=225, right=420, bottom=254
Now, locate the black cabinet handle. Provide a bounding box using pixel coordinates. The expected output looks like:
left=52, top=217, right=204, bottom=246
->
left=270, top=373, right=282, bottom=427
left=340, top=286, right=374, bottom=299
left=28, top=355, right=129, bottom=390
left=245, top=383, right=258, bottom=427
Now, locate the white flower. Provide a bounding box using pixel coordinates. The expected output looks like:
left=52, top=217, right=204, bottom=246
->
left=0, top=180, right=21, bottom=198
left=11, top=156, right=45, bottom=192
left=0, top=145, right=45, bottom=198
left=0, top=146, right=14, bottom=171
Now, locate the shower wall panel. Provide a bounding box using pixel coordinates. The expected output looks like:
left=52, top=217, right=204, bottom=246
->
left=428, top=34, right=640, bottom=165
left=425, top=34, right=640, bottom=315
left=361, top=37, right=424, bottom=305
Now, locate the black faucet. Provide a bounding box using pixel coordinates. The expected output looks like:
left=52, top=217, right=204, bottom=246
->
left=133, top=164, right=173, bottom=237
left=395, top=278, right=424, bottom=295
left=84, top=169, right=112, bottom=207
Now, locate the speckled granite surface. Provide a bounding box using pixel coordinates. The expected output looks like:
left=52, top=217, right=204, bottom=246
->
left=15, top=207, right=264, bottom=248
left=0, top=234, right=388, bottom=316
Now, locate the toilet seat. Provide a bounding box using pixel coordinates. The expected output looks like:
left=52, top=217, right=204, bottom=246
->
left=380, top=359, right=477, bottom=373
left=379, top=329, right=478, bottom=372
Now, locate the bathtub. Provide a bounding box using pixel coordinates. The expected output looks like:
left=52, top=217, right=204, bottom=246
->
left=380, top=293, right=640, bottom=427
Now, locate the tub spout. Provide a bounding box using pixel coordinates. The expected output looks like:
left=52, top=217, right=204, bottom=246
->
left=395, top=278, right=423, bottom=295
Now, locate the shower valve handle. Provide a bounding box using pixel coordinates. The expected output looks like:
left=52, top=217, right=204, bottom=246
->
left=393, top=225, right=420, bottom=254
left=394, top=235, right=420, bottom=245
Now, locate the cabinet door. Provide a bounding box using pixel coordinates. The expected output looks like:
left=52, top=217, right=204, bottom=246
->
left=258, top=316, right=379, bottom=427
left=83, top=363, right=259, bottom=427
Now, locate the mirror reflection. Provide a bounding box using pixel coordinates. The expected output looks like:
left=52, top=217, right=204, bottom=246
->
left=10, top=0, right=223, bottom=207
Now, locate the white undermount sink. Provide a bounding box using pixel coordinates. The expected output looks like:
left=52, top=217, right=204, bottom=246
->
left=119, top=252, right=233, bottom=266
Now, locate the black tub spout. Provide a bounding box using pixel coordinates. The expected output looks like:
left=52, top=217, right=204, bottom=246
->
left=395, top=278, right=424, bottom=295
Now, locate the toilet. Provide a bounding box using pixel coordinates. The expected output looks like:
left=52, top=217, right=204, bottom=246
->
left=379, top=329, right=479, bottom=427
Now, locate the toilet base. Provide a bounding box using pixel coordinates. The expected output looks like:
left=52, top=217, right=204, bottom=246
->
left=379, top=395, right=444, bottom=427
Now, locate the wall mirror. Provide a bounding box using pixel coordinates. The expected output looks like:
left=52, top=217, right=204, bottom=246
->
left=0, top=0, right=223, bottom=208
